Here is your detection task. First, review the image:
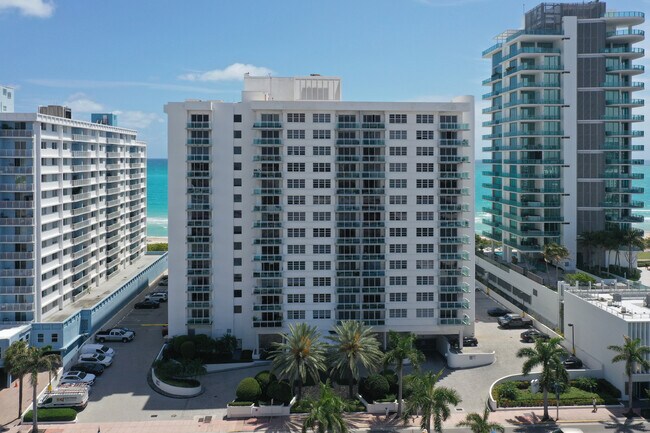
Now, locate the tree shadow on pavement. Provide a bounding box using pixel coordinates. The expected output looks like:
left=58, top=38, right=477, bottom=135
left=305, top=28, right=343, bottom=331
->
left=364, top=413, right=411, bottom=432
left=600, top=414, right=647, bottom=433
left=250, top=415, right=303, bottom=433
left=506, top=411, right=558, bottom=426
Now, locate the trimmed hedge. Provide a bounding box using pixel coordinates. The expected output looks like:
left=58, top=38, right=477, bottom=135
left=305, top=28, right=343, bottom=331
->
left=236, top=377, right=262, bottom=401
left=267, top=380, right=292, bottom=405
left=362, top=373, right=390, bottom=402
left=228, top=401, right=255, bottom=406
left=23, top=408, right=77, bottom=422
left=493, top=380, right=621, bottom=408
left=255, top=370, right=277, bottom=396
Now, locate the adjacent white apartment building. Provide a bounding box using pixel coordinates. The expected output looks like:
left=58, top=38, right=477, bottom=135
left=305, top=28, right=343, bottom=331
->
left=1, top=86, right=14, bottom=113
left=0, top=106, right=147, bottom=324
left=166, top=75, right=475, bottom=350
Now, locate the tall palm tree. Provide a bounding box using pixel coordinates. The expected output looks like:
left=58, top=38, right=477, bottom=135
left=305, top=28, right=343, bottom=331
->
left=516, top=337, right=568, bottom=421
left=326, top=321, right=384, bottom=399
left=383, top=331, right=424, bottom=417
left=401, top=370, right=461, bottom=433
left=603, top=227, right=624, bottom=268
left=543, top=242, right=569, bottom=283
left=578, top=231, right=598, bottom=269
left=302, top=381, right=349, bottom=433
left=621, top=228, right=645, bottom=277
left=4, top=340, right=29, bottom=420
left=456, top=405, right=505, bottom=433
left=25, top=346, right=61, bottom=433
left=608, top=335, right=650, bottom=416
left=270, top=323, right=326, bottom=400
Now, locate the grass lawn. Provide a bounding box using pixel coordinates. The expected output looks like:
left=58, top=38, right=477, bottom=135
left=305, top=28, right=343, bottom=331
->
left=493, top=381, right=620, bottom=408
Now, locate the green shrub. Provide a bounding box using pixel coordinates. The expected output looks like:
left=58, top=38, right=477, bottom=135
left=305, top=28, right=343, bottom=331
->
left=381, top=369, right=398, bottom=394
left=573, top=377, right=597, bottom=392
left=516, top=381, right=530, bottom=390
left=228, top=400, right=255, bottom=406
left=23, top=408, right=77, bottom=422
left=236, top=377, right=262, bottom=402
left=170, top=335, right=192, bottom=355
left=375, top=394, right=396, bottom=403
left=241, top=349, right=253, bottom=361
left=597, top=378, right=621, bottom=398
left=255, top=370, right=277, bottom=395
left=267, top=380, right=293, bottom=405
left=147, top=243, right=168, bottom=252
left=180, top=341, right=196, bottom=360
left=495, top=381, right=518, bottom=401
left=402, top=374, right=415, bottom=399
left=362, top=373, right=390, bottom=402
left=344, top=399, right=366, bottom=412
left=290, top=398, right=314, bottom=413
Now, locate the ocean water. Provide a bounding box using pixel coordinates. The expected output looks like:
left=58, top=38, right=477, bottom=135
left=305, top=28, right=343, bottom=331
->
left=145, top=159, right=650, bottom=237
left=475, top=161, right=650, bottom=235
left=146, top=159, right=168, bottom=237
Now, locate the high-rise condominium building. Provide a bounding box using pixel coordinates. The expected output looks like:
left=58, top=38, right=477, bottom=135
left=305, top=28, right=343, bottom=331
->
left=166, top=75, right=475, bottom=350
left=0, top=107, right=147, bottom=324
left=482, top=2, right=644, bottom=269
left=1, top=86, right=14, bottom=113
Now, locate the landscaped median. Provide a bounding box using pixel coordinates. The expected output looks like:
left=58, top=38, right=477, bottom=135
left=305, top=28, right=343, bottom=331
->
left=23, top=408, right=77, bottom=423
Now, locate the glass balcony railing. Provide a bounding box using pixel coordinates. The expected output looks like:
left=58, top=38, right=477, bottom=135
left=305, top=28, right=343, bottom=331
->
left=606, top=29, right=645, bottom=38
left=605, top=214, right=644, bottom=223
left=252, top=122, right=282, bottom=129
left=253, top=138, right=282, bottom=145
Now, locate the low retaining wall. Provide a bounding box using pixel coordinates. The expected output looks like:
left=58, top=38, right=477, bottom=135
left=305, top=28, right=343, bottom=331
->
left=436, top=336, right=496, bottom=369
left=151, top=366, right=202, bottom=397
left=358, top=395, right=398, bottom=414
left=204, top=360, right=271, bottom=373
left=227, top=397, right=296, bottom=418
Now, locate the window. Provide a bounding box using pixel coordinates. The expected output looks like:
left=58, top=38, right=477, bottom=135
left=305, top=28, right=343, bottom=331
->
left=234, top=146, right=241, bottom=155
left=389, top=276, right=407, bottom=285
left=288, top=245, right=306, bottom=254
left=233, top=194, right=242, bottom=203
left=313, top=261, right=331, bottom=271
left=233, top=210, right=242, bottom=218
left=288, top=228, right=306, bottom=237
left=288, top=211, right=306, bottom=221
left=389, top=212, right=407, bottom=221
left=389, top=309, right=407, bottom=318
left=313, top=196, right=331, bottom=205
left=288, top=162, right=305, bottom=172
left=234, top=241, right=242, bottom=250
left=288, top=195, right=306, bottom=205
left=234, top=178, right=242, bottom=187
left=312, top=179, right=331, bottom=188
left=313, top=113, right=331, bottom=123
left=287, top=130, right=306, bottom=139
left=389, top=227, right=407, bottom=237
left=234, top=305, right=242, bottom=314
left=417, top=260, right=436, bottom=269
left=233, top=274, right=242, bottom=282
left=288, top=146, right=306, bottom=155
left=234, top=289, right=242, bottom=298
left=234, top=114, right=242, bottom=122
left=389, top=114, right=407, bottom=123
left=288, top=179, right=305, bottom=188
left=389, top=260, right=407, bottom=270
left=416, top=147, right=435, bottom=156
left=416, top=179, right=435, bottom=188
left=416, top=227, right=435, bottom=237
left=389, top=179, right=407, bottom=188
left=288, top=294, right=306, bottom=303
left=233, top=130, right=242, bottom=139
left=288, top=310, right=306, bottom=320
left=416, top=163, right=435, bottom=172
left=389, top=244, right=407, bottom=253
left=313, top=162, right=331, bottom=172
left=287, top=113, right=305, bottom=122
left=389, top=130, right=407, bottom=140
left=234, top=162, right=242, bottom=170
left=313, top=277, right=331, bottom=286
left=313, top=212, right=331, bottom=221
left=313, top=293, right=331, bottom=303
left=234, top=258, right=242, bottom=266
left=313, top=310, right=331, bottom=319
left=416, top=130, right=435, bottom=140
left=417, top=244, right=435, bottom=253
left=389, top=146, right=407, bottom=156
left=37, top=334, right=44, bottom=343
left=313, top=146, right=330, bottom=155
left=417, top=276, right=436, bottom=285
left=417, top=195, right=435, bottom=205
left=389, top=293, right=407, bottom=302
left=389, top=163, right=407, bottom=172
left=440, top=115, right=458, bottom=123
left=417, top=292, right=436, bottom=302
left=416, top=212, right=435, bottom=221
left=51, top=333, right=59, bottom=343
left=416, top=114, right=434, bottom=124
left=313, top=130, right=331, bottom=140
left=389, top=195, right=407, bottom=205
left=416, top=308, right=435, bottom=318
left=313, top=228, right=331, bottom=238
left=313, top=244, right=331, bottom=254
left=288, top=278, right=306, bottom=287
left=234, top=226, right=242, bottom=234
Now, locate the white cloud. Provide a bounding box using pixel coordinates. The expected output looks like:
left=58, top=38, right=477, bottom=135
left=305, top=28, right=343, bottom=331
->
left=179, top=63, right=273, bottom=82
left=63, top=93, right=104, bottom=113
left=0, top=0, right=54, bottom=17
left=112, top=110, right=163, bottom=130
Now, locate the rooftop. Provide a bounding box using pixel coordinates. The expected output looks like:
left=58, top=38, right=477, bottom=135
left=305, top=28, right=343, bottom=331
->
left=567, top=279, right=650, bottom=321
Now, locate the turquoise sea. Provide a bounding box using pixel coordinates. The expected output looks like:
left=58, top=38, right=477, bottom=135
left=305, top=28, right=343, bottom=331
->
left=146, top=159, right=650, bottom=237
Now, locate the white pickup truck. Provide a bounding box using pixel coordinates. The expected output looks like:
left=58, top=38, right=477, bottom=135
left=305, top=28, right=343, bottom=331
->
left=94, top=328, right=135, bottom=343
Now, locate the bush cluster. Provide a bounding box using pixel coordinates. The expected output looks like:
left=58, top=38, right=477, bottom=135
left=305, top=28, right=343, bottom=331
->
left=494, top=379, right=622, bottom=407
left=572, top=377, right=597, bottom=392
left=165, top=333, right=249, bottom=364
left=232, top=370, right=293, bottom=406
left=147, top=243, right=168, bottom=252
left=359, top=373, right=390, bottom=402
left=236, top=377, right=262, bottom=401
left=23, top=408, right=77, bottom=422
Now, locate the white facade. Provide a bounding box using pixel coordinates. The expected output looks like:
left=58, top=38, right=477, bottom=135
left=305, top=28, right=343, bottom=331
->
left=0, top=86, right=14, bottom=113
left=0, top=111, right=147, bottom=324
left=166, top=76, right=475, bottom=350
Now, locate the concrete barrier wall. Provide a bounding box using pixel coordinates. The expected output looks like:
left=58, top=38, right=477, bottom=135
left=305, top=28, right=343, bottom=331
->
left=227, top=397, right=297, bottom=418
left=151, top=367, right=202, bottom=397
left=359, top=395, right=398, bottom=414
left=436, top=334, right=496, bottom=369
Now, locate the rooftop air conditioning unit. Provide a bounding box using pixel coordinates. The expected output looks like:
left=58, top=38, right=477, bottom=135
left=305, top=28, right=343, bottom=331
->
left=613, top=294, right=622, bottom=303
left=644, top=294, right=650, bottom=308
left=620, top=306, right=627, bottom=314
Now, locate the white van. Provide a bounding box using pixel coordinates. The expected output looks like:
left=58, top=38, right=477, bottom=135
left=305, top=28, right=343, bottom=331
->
left=80, top=344, right=115, bottom=357
left=38, top=384, right=89, bottom=409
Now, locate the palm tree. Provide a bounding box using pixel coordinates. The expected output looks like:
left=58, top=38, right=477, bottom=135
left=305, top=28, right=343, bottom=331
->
left=326, top=320, right=384, bottom=399
left=608, top=335, right=650, bottom=416
left=383, top=331, right=424, bottom=417
left=401, top=370, right=461, bottom=433
left=621, top=228, right=645, bottom=277
left=4, top=340, right=29, bottom=420
left=578, top=231, right=599, bottom=269
left=475, top=234, right=490, bottom=255
left=542, top=242, right=569, bottom=283
left=456, top=404, right=505, bottom=433
left=516, top=337, right=568, bottom=421
left=270, top=323, right=326, bottom=400
left=302, top=381, right=349, bottom=433
left=24, top=346, right=61, bottom=433
left=604, top=227, right=624, bottom=268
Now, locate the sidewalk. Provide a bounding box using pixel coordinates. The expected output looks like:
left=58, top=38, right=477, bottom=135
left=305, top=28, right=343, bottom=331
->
left=0, top=371, right=50, bottom=429
left=4, top=405, right=639, bottom=433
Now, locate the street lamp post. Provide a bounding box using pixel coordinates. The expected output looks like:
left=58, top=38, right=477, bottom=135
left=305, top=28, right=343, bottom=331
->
left=567, top=323, right=575, bottom=355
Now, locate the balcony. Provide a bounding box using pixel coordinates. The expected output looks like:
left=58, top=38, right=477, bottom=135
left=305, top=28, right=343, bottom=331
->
left=502, top=98, right=564, bottom=108
left=0, top=130, right=33, bottom=138
left=253, top=304, right=282, bottom=311
left=440, top=283, right=470, bottom=293
left=601, top=47, right=644, bottom=59
left=336, top=122, right=360, bottom=129
left=187, top=122, right=211, bottom=129
left=503, top=239, right=546, bottom=252
left=361, top=122, right=385, bottom=129
left=361, top=139, right=385, bottom=146
left=503, top=212, right=561, bottom=223
left=253, top=319, right=283, bottom=328
left=252, top=122, right=282, bottom=129
left=252, top=155, right=282, bottom=162
left=186, top=139, right=211, bottom=145
left=604, top=11, right=645, bottom=26
left=439, top=252, right=470, bottom=261
left=498, top=47, right=562, bottom=64
left=605, top=186, right=644, bottom=194
left=601, top=81, right=644, bottom=91
left=606, top=64, right=645, bottom=75
left=605, top=214, right=645, bottom=223
left=602, top=172, right=644, bottom=180
left=187, top=318, right=212, bottom=325
left=606, top=29, right=645, bottom=42
left=604, top=130, right=644, bottom=137
left=439, top=123, right=469, bottom=130
left=0, top=302, right=34, bottom=312
left=438, top=317, right=471, bottom=326
left=253, top=205, right=282, bottom=212
left=482, top=42, right=503, bottom=57
left=439, top=139, right=469, bottom=147
left=503, top=64, right=565, bottom=77
left=253, top=171, right=282, bottom=178
left=253, top=255, right=283, bottom=262
left=440, top=188, right=469, bottom=196
left=438, top=156, right=469, bottom=163
left=600, top=201, right=644, bottom=208
left=336, top=139, right=360, bottom=145
left=253, top=188, right=283, bottom=195
left=440, top=300, right=470, bottom=309
left=483, top=81, right=561, bottom=99
left=0, top=252, right=33, bottom=260
left=253, top=139, right=282, bottom=145
left=602, top=114, right=644, bottom=122
left=605, top=98, right=644, bottom=107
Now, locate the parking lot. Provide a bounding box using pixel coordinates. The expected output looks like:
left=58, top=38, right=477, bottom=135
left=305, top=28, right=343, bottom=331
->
left=70, top=287, right=541, bottom=422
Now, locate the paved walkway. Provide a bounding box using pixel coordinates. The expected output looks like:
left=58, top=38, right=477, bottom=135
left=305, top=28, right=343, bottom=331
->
left=3, top=405, right=638, bottom=433
left=0, top=371, right=51, bottom=429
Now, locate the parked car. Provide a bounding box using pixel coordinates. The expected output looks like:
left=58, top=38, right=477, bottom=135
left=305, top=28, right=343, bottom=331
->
left=563, top=355, right=583, bottom=369
left=78, top=353, right=113, bottom=367
left=487, top=307, right=511, bottom=317
left=112, top=326, right=136, bottom=336
left=145, top=292, right=168, bottom=303
left=520, top=329, right=550, bottom=343
left=462, top=336, right=478, bottom=347
left=95, top=328, right=135, bottom=343
left=498, top=314, right=533, bottom=329
left=134, top=299, right=160, bottom=309
left=59, top=371, right=95, bottom=386
left=80, top=344, right=115, bottom=358
left=69, top=362, right=105, bottom=376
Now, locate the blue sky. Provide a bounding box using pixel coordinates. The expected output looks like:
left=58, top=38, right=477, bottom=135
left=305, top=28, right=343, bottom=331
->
left=1, top=0, right=648, bottom=159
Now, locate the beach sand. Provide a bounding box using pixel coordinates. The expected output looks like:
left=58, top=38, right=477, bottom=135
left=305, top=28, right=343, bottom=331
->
left=147, top=236, right=168, bottom=244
